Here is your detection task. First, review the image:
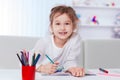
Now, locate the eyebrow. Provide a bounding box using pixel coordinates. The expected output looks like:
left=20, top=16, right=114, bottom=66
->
left=54, top=20, right=72, bottom=23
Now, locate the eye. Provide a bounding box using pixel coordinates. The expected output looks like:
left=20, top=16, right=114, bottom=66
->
left=65, top=22, right=70, bottom=25
left=55, top=23, right=60, bottom=25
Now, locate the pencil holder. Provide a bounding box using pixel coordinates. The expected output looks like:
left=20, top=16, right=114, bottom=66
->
left=22, top=66, right=35, bottom=80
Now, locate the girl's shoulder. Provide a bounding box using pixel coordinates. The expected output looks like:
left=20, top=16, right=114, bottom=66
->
left=71, top=32, right=81, bottom=40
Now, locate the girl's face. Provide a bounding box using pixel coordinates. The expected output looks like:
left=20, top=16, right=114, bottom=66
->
left=51, top=13, right=74, bottom=41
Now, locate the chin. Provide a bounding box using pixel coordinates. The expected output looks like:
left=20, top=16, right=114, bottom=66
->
left=59, top=36, right=69, bottom=40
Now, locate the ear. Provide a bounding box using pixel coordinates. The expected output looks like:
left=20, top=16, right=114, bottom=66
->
left=73, top=25, right=78, bottom=33
left=49, top=25, right=53, bottom=34
left=73, top=29, right=77, bottom=32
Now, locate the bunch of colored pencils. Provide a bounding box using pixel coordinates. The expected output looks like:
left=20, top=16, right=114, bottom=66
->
left=16, top=50, right=40, bottom=66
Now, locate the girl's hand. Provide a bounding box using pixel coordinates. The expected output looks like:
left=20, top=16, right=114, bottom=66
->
left=67, top=67, right=85, bottom=77
left=37, top=62, right=59, bottom=74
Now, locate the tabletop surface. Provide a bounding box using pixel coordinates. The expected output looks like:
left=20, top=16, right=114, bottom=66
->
left=0, top=69, right=120, bottom=80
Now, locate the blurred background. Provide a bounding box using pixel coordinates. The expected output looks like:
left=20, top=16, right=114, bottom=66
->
left=0, top=0, right=120, bottom=39
left=0, top=0, right=72, bottom=37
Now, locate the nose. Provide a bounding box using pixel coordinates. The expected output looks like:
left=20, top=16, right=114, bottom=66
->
left=61, top=24, right=65, bottom=30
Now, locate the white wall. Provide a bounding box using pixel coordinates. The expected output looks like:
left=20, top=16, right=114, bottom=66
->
left=0, top=0, right=72, bottom=37
left=0, top=36, right=39, bottom=69
left=84, top=39, right=120, bottom=69
left=1, top=0, right=119, bottom=39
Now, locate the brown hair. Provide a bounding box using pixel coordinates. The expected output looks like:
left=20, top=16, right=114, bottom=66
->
left=50, top=5, right=78, bottom=29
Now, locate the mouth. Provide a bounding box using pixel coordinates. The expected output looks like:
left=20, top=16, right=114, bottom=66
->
left=59, top=32, right=67, bottom=35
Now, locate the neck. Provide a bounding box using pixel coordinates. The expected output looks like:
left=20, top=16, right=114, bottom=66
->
left=54, top=37, right=68, bottom=48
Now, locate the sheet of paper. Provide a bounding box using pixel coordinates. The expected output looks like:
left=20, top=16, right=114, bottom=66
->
left=40, top=72, right=71, bottom=76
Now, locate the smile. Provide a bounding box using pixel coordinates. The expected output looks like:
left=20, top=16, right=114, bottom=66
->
left=59, top=32, right=67, bottom=35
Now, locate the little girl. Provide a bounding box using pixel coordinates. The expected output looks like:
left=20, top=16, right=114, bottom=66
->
left=31, top=5, right=84, bottom=77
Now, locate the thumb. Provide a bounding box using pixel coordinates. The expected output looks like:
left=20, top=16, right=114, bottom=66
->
left=54, top=61, right=59, bottom=65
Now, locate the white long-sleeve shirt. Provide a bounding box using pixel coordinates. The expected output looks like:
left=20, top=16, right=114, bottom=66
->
left=30, top=32, right=81, bottom=70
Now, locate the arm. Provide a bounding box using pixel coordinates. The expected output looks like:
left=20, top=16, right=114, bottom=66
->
left=64, top=34, right=85, bottom=77
left=36, top=62, right=59, bottom=74
left=30, top=37, right=59, bottom=74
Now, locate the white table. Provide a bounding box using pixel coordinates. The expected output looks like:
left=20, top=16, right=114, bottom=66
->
left=0, top=69, right=120, bottom=80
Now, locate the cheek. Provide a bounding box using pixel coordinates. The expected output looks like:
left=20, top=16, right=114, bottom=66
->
left=67, top=26, right=74, bottom=32
left=69, top=29, right=73, bottom=33
left=51, top=27, right=58, bottom=33
left=50, top=24, right=56, bottom=31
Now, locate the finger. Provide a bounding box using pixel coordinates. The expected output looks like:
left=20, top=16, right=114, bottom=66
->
left=74, top=68, right=84, bottom=77
left=80, top=71, right=83, bottom=77
left=52, top=64, right=58, bottom=67
left=54, top=62, right=59, bottom=65
left=76, top=71, right=80, bottom=77
left=54, top=61, right=59, bottom=64
left=50, top=69, right=56, bottom=74
left=52, top=64, right=57, bottom=67
left=75, top=69, right=81, bottom=77
left=51, top=66, right=57, bottom=70
left=71, top=71, right=76, bottom=76
left=48, top=69, right=54, bottom=74
left=48, top=71, right=53, bottom=74
left=80, top=68, right=85, bottom=76
left=79, top=68, right=85, bottom=77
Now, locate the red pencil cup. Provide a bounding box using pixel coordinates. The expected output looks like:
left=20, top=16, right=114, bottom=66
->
left=22, top=66, right=36, bottom=80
